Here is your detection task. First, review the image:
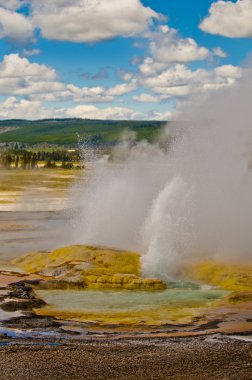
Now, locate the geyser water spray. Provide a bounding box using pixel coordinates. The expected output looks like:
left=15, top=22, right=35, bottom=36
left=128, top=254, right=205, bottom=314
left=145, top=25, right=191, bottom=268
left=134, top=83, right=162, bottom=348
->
left=70, top=78, right=252, bottom=279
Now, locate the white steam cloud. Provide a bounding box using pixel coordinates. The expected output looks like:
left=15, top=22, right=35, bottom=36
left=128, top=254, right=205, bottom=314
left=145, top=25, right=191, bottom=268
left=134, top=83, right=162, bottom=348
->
left=70, top=77, right=252, bottom=280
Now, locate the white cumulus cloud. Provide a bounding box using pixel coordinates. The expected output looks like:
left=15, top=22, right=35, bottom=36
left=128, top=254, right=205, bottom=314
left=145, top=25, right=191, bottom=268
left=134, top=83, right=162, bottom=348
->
left=30, top=0, right=159, bottom=43
left=133, top=93, right=159, bottom=103
left=0, top=8, right=34, bottom=44
left=0, top=54, right=58, bottom=95
left=107, top=82, right=137, bottom=96
left=0, top=96, right=147, bottom=121
left=0, top=54, right=137, bottom=103
left=212, top=47, right=228, bottom=58
left=146, top=110, right=173, bottom=121
left=64, top=104, right=141, bottom=120
left=131, top=23, right=242, bottom=103
left=0, top=97, right=59, bottom=120
left=138, top=63, right=243, bottom=98
left=150, top=25, right=210, bottom=63
left=199, top=0, right=252, bottom=38
left=0, top=0, right=25, bottom=11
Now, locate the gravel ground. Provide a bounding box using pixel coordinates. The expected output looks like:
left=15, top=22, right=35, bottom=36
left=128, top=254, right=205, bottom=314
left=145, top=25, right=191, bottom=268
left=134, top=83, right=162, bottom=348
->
left=0, top=336, right=251, bottom=380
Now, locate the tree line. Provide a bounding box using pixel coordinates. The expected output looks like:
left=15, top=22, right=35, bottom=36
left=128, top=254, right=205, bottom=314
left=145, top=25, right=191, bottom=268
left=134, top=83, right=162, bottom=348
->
left=0, top=149, right=81, bottom=169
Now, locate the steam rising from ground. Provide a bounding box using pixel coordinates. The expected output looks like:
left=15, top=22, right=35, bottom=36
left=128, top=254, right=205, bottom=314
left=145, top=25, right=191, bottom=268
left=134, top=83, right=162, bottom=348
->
left=71, top=80, right=252, bottom=279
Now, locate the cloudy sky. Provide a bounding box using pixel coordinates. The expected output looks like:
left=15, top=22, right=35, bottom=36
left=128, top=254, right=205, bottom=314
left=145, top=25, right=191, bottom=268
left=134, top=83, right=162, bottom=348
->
left=0, top=0, right=251, bottom=120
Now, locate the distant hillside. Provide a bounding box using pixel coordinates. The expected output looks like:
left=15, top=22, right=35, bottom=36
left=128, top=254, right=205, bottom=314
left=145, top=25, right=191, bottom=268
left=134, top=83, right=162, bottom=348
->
left=0, top=119, right=166, bottom=146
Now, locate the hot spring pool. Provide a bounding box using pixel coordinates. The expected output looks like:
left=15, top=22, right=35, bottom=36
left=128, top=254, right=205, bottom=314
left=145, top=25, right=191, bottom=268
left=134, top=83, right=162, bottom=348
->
left=36, top=287, right=228, bottom=326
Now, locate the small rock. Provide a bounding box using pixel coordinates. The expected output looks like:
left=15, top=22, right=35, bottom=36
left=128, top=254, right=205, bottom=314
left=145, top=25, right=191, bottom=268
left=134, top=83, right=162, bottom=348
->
left=8, top=281, right=36, bottom=299
left=1, top=298, right=46, bottom=312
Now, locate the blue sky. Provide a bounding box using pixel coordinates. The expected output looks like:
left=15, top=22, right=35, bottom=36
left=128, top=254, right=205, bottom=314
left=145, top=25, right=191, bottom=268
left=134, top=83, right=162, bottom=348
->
left=0, top=0, right=251, bottom=120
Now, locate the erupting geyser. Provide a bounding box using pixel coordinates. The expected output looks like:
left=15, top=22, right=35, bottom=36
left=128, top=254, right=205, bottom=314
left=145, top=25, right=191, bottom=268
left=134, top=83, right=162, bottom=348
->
left=70, top=78, right=252, bottom=280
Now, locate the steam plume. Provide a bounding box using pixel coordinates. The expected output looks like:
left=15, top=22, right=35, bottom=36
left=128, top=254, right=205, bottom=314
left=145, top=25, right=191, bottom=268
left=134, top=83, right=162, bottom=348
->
left=71, top=77, right=252, bottom=279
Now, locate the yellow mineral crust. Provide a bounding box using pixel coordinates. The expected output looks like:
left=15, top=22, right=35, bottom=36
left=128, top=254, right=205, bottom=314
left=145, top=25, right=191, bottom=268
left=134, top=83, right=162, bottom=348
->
left=11, top=245, right=166, bottom=291
left=35, top=305, right=204, bottom=326
left=185, top=260, right=252, bottom=291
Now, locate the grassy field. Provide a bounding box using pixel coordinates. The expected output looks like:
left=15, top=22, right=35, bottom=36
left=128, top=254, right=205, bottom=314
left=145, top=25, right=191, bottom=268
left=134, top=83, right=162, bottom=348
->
left=0, top=119, right=166, bottom=146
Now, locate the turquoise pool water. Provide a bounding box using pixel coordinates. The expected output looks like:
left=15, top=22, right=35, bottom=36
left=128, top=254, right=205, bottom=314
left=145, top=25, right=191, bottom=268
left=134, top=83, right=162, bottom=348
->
left=36, top=287, right=228, bottom=326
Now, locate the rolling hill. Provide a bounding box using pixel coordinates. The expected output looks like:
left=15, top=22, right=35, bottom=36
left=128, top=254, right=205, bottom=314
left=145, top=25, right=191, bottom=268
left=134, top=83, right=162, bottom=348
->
left=0, top=119, right=166, bottom=147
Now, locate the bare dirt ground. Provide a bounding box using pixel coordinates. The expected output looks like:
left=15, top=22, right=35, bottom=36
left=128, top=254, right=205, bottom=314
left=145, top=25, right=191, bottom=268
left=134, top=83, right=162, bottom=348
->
left=0, top=336, right=251, bottom=380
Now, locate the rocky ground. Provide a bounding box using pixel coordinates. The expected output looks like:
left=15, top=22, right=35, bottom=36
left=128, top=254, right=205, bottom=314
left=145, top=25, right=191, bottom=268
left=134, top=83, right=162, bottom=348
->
left=0, top=335, right=251, bottom=380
